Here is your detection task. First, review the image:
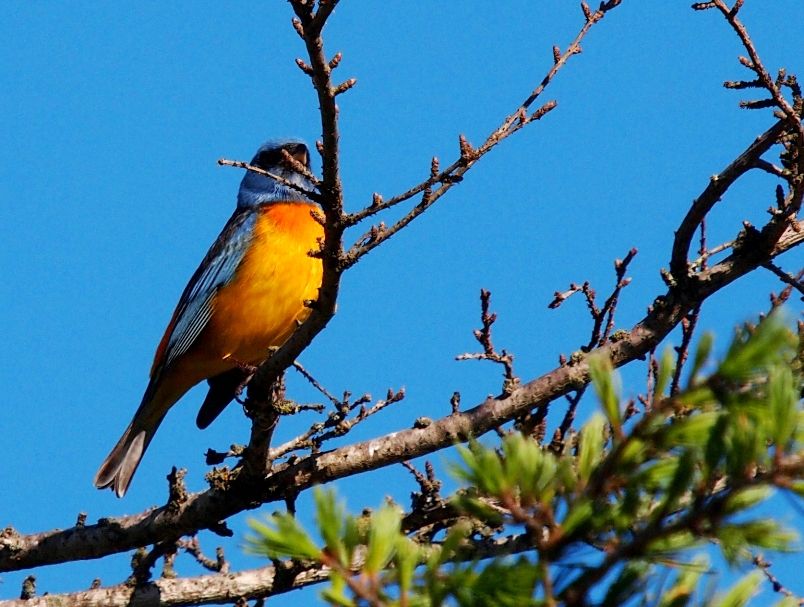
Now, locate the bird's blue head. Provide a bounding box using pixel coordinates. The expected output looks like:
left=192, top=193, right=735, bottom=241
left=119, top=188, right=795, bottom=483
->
left=236, top=139, right=318, bottom=208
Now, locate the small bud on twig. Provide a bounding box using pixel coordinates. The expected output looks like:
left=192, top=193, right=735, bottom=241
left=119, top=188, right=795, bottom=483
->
left=295, top=58, right=314, bottom=76
left=291, top=17, right=305, bottom=38
left=532, top=100, right=558, bottom=121
left=775, top=184, right=786, bottom=210
left=739, top=98, right=776, bottom=110
left=328, top=51, right=342, bottom=70
left=333, top=78, right=357, bottom=96
left=458, top=134, right=476, bottom=163
left=450, top=391, right=461, bottom=414
left=20, top=575, right=36, bottom=600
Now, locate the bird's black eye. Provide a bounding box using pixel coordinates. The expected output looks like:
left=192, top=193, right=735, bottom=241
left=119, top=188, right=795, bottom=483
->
left=287, top=143, right=309, bottom=168
left=252, top=148, right=285, bottom=171
left=251, top=144, right=309, bottom=172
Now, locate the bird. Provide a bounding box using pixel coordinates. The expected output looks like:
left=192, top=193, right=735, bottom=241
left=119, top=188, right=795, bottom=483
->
left=94, top=139, right=323, bottom=497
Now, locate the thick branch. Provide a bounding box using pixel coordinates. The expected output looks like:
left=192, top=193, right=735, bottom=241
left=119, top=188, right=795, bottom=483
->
left=244, top=1, right=347, bottom=406
left=669, top=120, right=786, bottom=283
left=2, top=221, right=800, bottom=574
left=0, top=535, right=532, bottom=607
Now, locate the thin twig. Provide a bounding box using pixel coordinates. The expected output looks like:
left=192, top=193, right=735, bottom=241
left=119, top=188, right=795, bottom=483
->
left=762, top=262, right=804, bottom=298
left=671, top=221, right=706, bottom=395
left=456, top=289, right=520, bottom=395
left=341, top=1, right=623, bottom=265
left=217, top=158, right=321, bottom=200
left=752, top=554, right=804, bottom=605
left=292, top=360, right=342, bottom=407
left=670, top=120, right=787, bottom=285
left=549, top=249, right=637, bottom=352
left=706, top=0, right=804, bottom=141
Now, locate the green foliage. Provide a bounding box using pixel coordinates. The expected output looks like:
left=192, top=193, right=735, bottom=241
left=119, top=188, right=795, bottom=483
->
left=578, top=413, right=606, bottom=485
left=711, top=570, right=763, bottom=607
left=246, top=510, right=319, bottom=561
left=246, top=315, right=803, bottom=606
left=656, top=346, right=676, bottom=398
left=589, top=354, right=621, bottom=431
left=657, top=556, right=709, bottom=607
left=365, top=503, right=403, bottom=574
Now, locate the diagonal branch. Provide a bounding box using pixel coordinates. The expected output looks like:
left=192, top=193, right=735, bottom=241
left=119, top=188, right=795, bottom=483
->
left=243, top=0, right=348, bottom=413
left=762, top=262, right=804, bottom=298
left=2, top=218, right=800, bottom=574
left=340, top=1, right=623, bottom=267
left=217, top=158, right=322, bottom=200
left=0, top=534, right=534, bottom=607
left=669, top=119, right=787, bottom=285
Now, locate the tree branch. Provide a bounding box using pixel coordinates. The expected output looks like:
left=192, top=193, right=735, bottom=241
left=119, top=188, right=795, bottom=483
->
left=669, top=120, right=787, bottom=284
left=339, top=1, right=624, bottom=266
left=2, top=216, right=800, bottom=574
left=0, top=535, right=534, bottom=607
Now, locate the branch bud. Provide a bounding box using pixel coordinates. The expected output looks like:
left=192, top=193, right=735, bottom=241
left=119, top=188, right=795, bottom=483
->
left=458, top=134, right=476, bottom=162
left=295, top=58, right=314, bottom=76
left=333, top=78, right=357, bottom=95
left=291, top=17, right=305, bottom=38
left=532, top=100, right=558, bottom=120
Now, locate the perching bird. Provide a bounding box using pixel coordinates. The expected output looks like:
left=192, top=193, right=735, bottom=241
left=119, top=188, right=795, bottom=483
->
left=94, top=139, right=323, bottom=497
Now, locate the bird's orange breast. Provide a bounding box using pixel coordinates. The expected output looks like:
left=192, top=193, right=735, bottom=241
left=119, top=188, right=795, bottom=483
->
left=197, top=201, right=323, bottom=367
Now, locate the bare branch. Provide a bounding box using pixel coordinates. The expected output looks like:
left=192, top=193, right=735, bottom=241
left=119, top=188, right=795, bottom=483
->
left=549, top=248, right=637, bottom=351
left=3, top=218, right=800, bottom=574
left=0, top=532, right=534, bottom=607
left=763, top=262, right=804, bottom=299
left=340, top=1, right=623, bottom=264
left=669, top=120, right=787, bottom=284
left=709, top=0, right=804, bottom=140
left=217, top=158, right=321, bottom=197
left=456, top=289, right=520, bottom=396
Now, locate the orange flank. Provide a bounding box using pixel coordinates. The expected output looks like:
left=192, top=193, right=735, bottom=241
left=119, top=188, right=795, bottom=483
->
left=202, top=201, right=323, bottom=367
left=93, top=200, right=323, bottom=497
left=166, top=201, right=323, bottom=388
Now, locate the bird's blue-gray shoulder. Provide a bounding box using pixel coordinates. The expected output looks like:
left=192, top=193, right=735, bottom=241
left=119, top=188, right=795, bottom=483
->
left=156, top=209, right=257, bottom=373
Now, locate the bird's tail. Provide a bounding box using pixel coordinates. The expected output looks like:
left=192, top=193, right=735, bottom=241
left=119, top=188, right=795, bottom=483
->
left=94, top=384, right=169, bottom=498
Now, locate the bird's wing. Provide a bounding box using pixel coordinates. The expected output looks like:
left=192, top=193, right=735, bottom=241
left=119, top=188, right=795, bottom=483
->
left=150, top=209, right=257, bottom=379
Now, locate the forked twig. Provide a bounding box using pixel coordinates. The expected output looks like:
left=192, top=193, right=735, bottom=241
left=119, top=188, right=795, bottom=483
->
left=340, top=1, right=623, bottom=266
left=456, top=289, right=520, bottom=396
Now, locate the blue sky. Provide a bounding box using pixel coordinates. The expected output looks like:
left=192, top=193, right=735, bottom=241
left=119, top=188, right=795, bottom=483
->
left=1, top=2, right=802, bottom=604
